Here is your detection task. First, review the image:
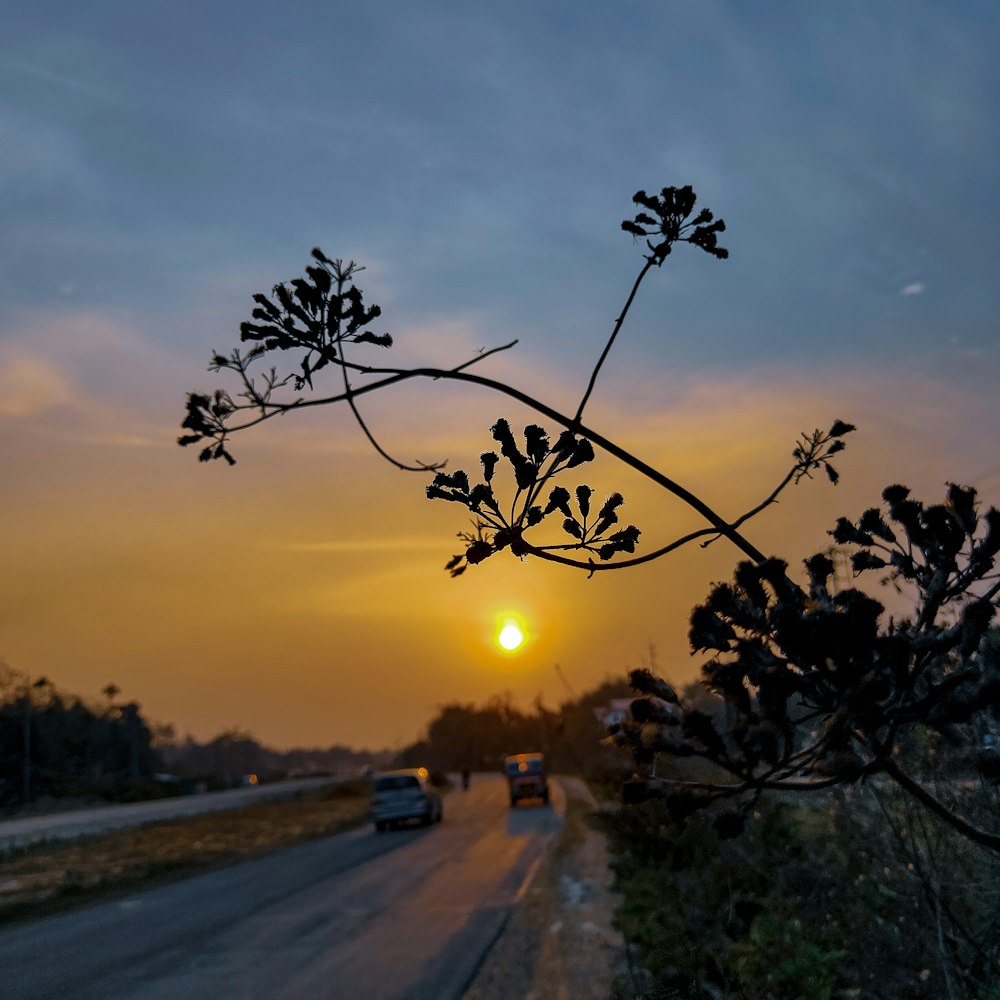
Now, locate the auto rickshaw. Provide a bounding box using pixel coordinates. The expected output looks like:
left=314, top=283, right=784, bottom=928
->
left=503, top=752, right=549, bottom=807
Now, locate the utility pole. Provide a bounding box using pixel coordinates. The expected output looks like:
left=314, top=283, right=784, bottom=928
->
left=22, top=689, right=31, bottom=803
left=20, top=676, right=48, bottom=803
left=126, top=704, right=141, bottom=779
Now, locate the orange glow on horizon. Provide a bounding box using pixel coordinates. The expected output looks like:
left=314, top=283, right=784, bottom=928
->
left=2, top=355, right=997, bottom=749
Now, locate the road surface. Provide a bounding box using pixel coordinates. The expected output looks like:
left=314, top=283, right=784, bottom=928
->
left=0, top=774, right=563, bottom=1000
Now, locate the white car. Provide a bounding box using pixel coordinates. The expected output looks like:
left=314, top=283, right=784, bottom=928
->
left=371, top=768, right=443, bottom=831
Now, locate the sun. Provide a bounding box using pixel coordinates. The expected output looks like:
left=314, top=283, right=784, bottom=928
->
left=498, top=622, right=524, bottom=651
left=494, top=613, right=528, bottom=654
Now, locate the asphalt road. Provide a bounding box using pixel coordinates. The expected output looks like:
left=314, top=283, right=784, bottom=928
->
left=0, top=774, right=564, bottom=1000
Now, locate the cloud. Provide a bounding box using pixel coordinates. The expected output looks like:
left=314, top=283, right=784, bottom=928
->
left=0, top=312, right=201, bottom=456
left=0, top=357, right=77, bottom=417
left=277, top=537, right=444, bottom=554
left=0, top=104, right=103, bottom=203
left=0, top=315, right=131, bottom=422
left=0, top=54, right=128, bottom=107
left=573, top=354, right=1000, bottom=522
left=901, top=283, right=925, bottom=296
left=389, top=316, right=520, bottom=371
left=84, top=432, right=158, bottom=448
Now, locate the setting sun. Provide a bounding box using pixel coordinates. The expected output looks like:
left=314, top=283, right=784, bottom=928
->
left=498, top=623, right=524, bottom=651
left=494, top=614, right=528, bottom=654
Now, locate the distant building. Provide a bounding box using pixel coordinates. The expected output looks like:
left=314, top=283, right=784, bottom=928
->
left=593, top=698, right=634, bottom=729
left=593, top=696, right=679, bottom=730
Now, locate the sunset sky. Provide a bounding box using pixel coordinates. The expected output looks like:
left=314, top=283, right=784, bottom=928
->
left=2, top=2, right=998, bottom=750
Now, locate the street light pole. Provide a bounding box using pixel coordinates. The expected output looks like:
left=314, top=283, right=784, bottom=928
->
left=22, top=689, right=31, bottom=803
left=21, top=676, right=50, bottom=803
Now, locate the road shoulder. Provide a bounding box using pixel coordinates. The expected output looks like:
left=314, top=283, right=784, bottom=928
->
left=463, top=777, right=626, bottom=1000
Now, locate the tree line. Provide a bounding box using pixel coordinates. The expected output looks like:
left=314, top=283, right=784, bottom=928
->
left=395, top=678, right=635, bottom=782
left=1, top=657, right=629, bottom=811
left=0, top=665, right=155, bottom=807
left=0, top=663, right=379, bottom=809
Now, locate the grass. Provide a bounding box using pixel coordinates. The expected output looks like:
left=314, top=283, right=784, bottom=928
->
left=0, top=779, right=372, bottom=925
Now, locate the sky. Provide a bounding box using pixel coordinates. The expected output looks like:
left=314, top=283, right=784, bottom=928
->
left=1, top=1, right=998, bottom=750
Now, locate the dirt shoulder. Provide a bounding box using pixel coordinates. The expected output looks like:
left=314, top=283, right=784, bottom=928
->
left=0, top=776, right=342, bottom=852
left=463, top=777, right=628, bottom=1000
left=0, top=780, right=371, bottom=925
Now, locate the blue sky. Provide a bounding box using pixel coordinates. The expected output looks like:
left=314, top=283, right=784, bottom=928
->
left=4, top=1, right=997, bottom=362
left=1, top=2, right=998, bottom=748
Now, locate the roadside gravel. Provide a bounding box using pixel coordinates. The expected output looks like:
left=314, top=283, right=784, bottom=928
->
left=463, top=777, right=628, bottom=1000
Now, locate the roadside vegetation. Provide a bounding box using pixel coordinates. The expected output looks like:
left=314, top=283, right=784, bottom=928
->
left=604, top=765, right=1000, bottom=999
left=0, top=668, right=159, bottom=809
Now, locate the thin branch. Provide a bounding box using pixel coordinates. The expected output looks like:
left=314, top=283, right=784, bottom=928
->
left=516, top=448, right=823, bottom=572
left=658, top=773, right=847, bottom=795
left=519, top=528, right=719, bottom=574
left=338, top=333, right=445, bottom=472
left=872, top=783, right=1000, bottom=984
left=700, top=466, right=799, bottom=548
left=574, top=259, right=655, bottom=425
left=343, top=387, right=446, bottom=472
left=210, top=362, right=769, bottom=564
left=447, top=340, right=520, bottom=373
left=881, top=759, right=1000, bottom=852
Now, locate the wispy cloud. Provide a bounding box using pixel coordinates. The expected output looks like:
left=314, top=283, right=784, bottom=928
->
left=83, top=432, right=158, bottom=448
left=0, top=357, right=76, bottom=417
left=901, top=283, right=925, bottom=296
left=0, top=107, right=98, bottom=194
left=277, top=538, right=444, bottom=554
left=0, top=311, right=196, bottom=445
left=0, top=54, right=129, bottom=107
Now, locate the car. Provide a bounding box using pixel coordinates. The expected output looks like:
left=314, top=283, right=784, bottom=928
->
left=503, top=752, right=549, bottom=807
left=371, top=767, right=443, bottom=831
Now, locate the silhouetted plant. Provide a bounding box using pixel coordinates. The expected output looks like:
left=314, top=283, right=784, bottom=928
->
left=181, top=183, right=1000, bottom=851
left=181, top=185, right=847, bottom=574
left=613, top=483, right=1000, bottom=849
